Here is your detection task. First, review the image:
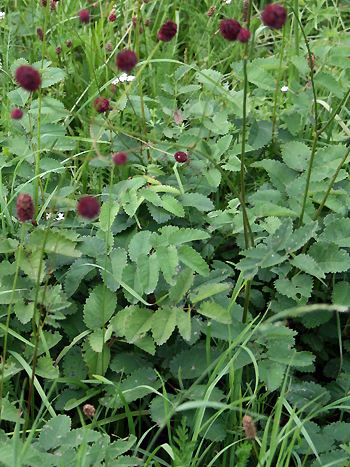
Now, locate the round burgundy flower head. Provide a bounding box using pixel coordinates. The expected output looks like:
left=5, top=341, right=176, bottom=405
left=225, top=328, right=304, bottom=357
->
left=157, top=20, right=177, bottom=42
left=174, top=151, right=188, bottom=163
left=93, top=97, right=110, bottom=113
left=237, top=28, right=251, bottom=43
left=116, top=49, right=137, bottom=73
left=65, top=39, right=73, bottom=48
left=56, top=46, right=62, bottom=55
left=15, top=65, right=41, bottom=92
left=16, top=193, right=34, bottom=222
left=219, top=19, right=241, bottom=41
left=11, top=108, right=24, bottom=120
left=77, top=196, right=100, bottom=219
left=108, top=9, right=117, bottom=22
left=261, top=3, right=287, bottom=29
left=112, top=152, right=128, bottom=165
left=79, top=8, right=90, bottom=24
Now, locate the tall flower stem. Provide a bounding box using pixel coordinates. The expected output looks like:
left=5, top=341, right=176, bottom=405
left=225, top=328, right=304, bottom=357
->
left=288, top=4, right=319, bottom=226
left=240, top=0, right=254, bottom=325
left=271, top=26, right=286, bottom=142
left=0, top=224, right=25, bottom=410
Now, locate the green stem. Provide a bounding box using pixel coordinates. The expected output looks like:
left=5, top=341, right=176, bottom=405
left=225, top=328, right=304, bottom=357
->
left=294, top=0, right=300, bottom=55
left=271, top=26, right=286, bottom=142
left=0, top=224, right=26, bottom=410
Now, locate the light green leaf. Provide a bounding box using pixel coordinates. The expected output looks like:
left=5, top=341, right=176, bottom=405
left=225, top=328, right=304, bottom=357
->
left=290, top=254, right=325, bottom=280
left=176, top=309, right=192, bottom=341
left=198, top=301, right=231, bottom=324
left=137, top=253, right=159, bottom=295
left=309, top=242, right=350, bottom=274
left=169, top=268, right=194, bottom=304
left=83, top=285, right=117, bottom=329
left=38, top=415, right=71, bottom=451
left=161, top=195, right=185, bottom=217
left=151, top=307, right=177, bottom=345
left=129, top=231, right=152, bottom=262
left=191, top=283, right=230, bottom=304
left=178, top=245, right=209, bottom=276
left=156, top=245, right=178, bottom=285
left=281, top=141, right=311, bottom=172
left=99, top=201, right=119, bottom=232
left=88, top=329, right=105, bottom=353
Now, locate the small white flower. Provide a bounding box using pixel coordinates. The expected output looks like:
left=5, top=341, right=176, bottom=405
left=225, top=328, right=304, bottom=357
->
left=56, top=212, right=65, bottom=221
left=224, top=0, right=232, bottom=4
left=281, top=85, right=289, bottom=93
left=112, top=73, right=135, bottom=85
left=45, top=212, right=52, bottom=220
left=0, top=12, right=6, bottom=20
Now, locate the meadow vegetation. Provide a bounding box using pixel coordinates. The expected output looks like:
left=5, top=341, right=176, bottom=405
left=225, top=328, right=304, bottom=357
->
left=1, top=0, right=350, bottom=465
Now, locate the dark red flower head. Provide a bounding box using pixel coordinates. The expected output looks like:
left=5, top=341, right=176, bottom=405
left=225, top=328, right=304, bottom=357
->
left=237, top=28, right=251, bottom=43
left=93, top=97, right=110, bottom=113
left=116, top=49, right=138, bottom=73
left=16, top=193, right=34, bottom=222
left=108, top=9, right=117, bottom=22
left=261, top=3, right=287, bottom=29
left=37, top=27, right=44, bottom=41
left=219, top=19, right=241, bottom=41
left=112, top=152, right=128, bottom=165
left=157, top=20, right=177, bottom=42
left=77, top=196, right=100, bottom=219
left=66, top=39, right=73, bottom=48
left=174, top=151, right=188, bottom=163
left=15, top=65, right=41, bottom=92
left=79, top=8, right=90, bottom=24
left=11, top=108, right=24, bottom=120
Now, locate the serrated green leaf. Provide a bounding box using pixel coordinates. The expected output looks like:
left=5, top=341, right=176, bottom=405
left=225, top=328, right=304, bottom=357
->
left=111, top=306, right=154, bottom=343
left=167, top=227, right=210, bottom=245
left=191, top=282, right=230, bottom=304
left=180, top=193, right=214, bottom=212
left=83, top=285, right=117, bottom=329
left=64, top=258, right=94, bottom=297
left=309, top=242, right=350, bottom=274
left=319, top=218, right=350, bottom=247
left=176, top=309, right=192, bottom=341
left=178, top=245, right=209, bottom=276
left=129, top=231, right=152, bottom=262
left=137, top=253, right=159, bottom=294
left=88, top=329, right=104, bottom=353
left=169, top=268, right=194, bottom=304
left=274, top=274, right=313, bottom=301
left=281, top=141, right=311, bottom=172
left=38, top=415, right=71, bottom=451
left=259, top=360, right=285, bottom=391
left=198, top=301, right=231, bottom=324
left=14, top=300, right=35, bottom=325
left=151, top=307, right=177, bottom=345
left=332, top=281, right=350, bottom=306
left=161, top=195, right=185, bottom=217
left=290, top=254, right=325, bottom=279
left=36, top=356, right=59, bottom=379
left=156, top=245, right=178, bottom=285
left=99, top=201, right=119, bottom=232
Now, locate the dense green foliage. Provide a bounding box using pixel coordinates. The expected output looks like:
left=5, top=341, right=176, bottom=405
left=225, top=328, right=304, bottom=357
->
left=1, top=0, right=350, bottom=465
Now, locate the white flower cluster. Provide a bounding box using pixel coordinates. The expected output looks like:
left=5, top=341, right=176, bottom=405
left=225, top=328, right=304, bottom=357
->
left=112, top=73, right=135, bottom=85
left=46, top=212, right=65, bottom=221
left=0, top=11, right=5, bottom=20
